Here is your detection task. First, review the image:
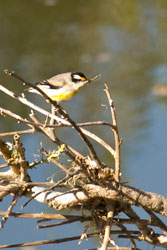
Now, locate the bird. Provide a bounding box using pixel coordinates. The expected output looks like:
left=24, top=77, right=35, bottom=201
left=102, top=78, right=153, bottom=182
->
left=28, top=72, right=92, bottom=102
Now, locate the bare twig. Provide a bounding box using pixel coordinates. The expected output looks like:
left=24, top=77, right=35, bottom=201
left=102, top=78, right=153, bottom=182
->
left=0, top=232, right=100, bottom=249
left=100, top=202, right=115, bottom=250
left=39, top=147, right=69, bottom=173
left=0, top=231, right=142, bottom=249
left=0, top=188, right=23, bottom=228
left=0, top=107, right=36, bottom=128
left=37, top=217, right=88, bottom=229
left=0, top=211, right=91, bottom=220
left=122, top=205, right=155, bottom=244
left=118, top=223, right=137, bottom=249
left=145, top=209, right=167, bottom=233
left=0, top=163, right=9, bottom=169
left=104, top=84, right=121, bottom=182
left=0, top=129, right=35, bottom=137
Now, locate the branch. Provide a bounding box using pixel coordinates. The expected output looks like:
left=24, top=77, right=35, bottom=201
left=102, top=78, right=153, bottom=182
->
left=0, top=211, right=90, bottom=221
left=0, top=188, right=23, bottom=228
left=104, top=84, right=121, bottom=182
left=82, top=184, right=167, bottom=216
left=0, top=84, right=115, bottom=157
left=0, top=232, right=100, bottom=249
left=21, top=182, right=167, bottom=216
left=100, top=203, right=116, bottom=250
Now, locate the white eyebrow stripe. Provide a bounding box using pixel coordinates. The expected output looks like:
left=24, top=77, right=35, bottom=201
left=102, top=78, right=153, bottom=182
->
left=73, top=74, right=82, bottom=80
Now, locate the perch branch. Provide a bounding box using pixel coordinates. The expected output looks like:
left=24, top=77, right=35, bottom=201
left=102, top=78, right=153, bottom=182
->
left=4, top=70, right=102, bottom=168
left=0, top=84, right=115, bottom=157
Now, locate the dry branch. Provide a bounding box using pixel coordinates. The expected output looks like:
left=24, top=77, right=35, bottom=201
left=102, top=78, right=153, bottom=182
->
left=0, top=72, right=167, bottom=249
left=0, top=84, right=115, bottom=156
left=104, top=84, right=121, bottom=182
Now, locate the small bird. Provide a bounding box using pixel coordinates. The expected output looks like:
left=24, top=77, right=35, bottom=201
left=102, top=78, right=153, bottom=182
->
left=28, top=72, right=92, bottom=102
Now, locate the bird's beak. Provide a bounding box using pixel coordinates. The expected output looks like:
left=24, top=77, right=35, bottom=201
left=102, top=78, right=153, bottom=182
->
left=81, top=77, right=87, bottom=81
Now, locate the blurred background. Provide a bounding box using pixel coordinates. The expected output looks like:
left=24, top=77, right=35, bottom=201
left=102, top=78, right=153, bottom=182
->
left=0, top=0, right=167, bottom=249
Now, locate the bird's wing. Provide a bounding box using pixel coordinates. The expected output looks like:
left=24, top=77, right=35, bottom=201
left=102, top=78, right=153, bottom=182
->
left=46, top=72, right=71, bottom=88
